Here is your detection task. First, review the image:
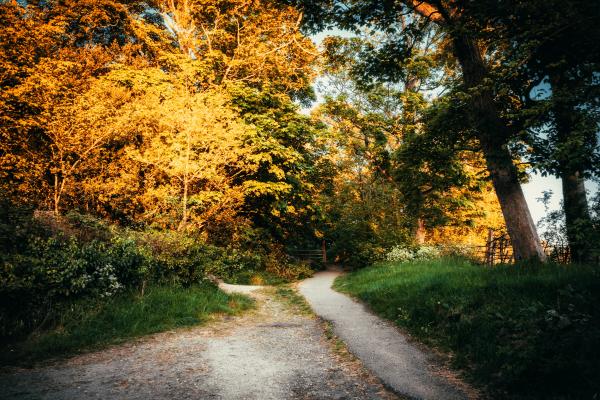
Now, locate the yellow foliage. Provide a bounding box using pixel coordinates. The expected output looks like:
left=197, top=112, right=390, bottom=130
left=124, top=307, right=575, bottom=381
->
left=88, top=65, right=258, bottom=229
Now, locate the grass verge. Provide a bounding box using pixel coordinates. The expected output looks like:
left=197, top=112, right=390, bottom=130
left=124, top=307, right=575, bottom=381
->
left=1, top=283, right=253, bottom=366
left=333, top=258, right=600, bottom=400
left=272, top=286, right=314, bottom=316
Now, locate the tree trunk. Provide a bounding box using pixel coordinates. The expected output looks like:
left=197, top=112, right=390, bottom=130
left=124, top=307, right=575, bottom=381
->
left=550, top=72, right=594, bottom=263
left=415, top=218, right=426, bottom=244
left=54, top=174, right=60, bottom=215
left=451, top=34, right=546, bottom=262
left=179, top=176, right=188, bottom=231
left=561, top=171, right=591, bottom=262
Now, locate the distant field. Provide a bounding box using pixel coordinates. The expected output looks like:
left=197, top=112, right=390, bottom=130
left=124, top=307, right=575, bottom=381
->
left=334, top=259, right=600, bottom=399
left=1, top=283, right=253, bottom=366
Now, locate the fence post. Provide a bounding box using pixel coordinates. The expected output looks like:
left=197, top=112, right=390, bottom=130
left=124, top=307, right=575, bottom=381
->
left=322, top=240, right=327, bottom=264
left=485, top=228, right=494, bottom=266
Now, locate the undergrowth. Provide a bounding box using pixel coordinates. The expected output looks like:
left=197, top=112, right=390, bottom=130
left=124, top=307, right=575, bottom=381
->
left=272, top=286, right=314, bottom=315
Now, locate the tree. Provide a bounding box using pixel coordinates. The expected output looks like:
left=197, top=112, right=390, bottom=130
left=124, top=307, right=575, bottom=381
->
left=318, top=34, right=434, bottom=243
left=157, top=0, right=319, bottom=97
left=0, top=0, right=328, bottom=251
left=297, top=0, right=547, bottom=261
left=0, top=0, right=172, bottom=210
left=45, top=70, right=133, bottom=215
left=469, top=0, right=600, bottom=261
left=315, top=32, right=504, bottom=255
left=228, top=84, right=331, bottom=246
left=91, top=65, right=254, bottom=230
left=394, top=95, right=505, bottom=245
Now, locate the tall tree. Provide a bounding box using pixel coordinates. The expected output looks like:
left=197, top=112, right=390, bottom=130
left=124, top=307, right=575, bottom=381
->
left=158, top=0, right=319, bottom=97
left=0, top=0, right=171, bottom=209
left=297, top=0, right=546, bottom=261
left=470, top=0, right=600, bottom=261
left=79, top=64, right=255, bottom=230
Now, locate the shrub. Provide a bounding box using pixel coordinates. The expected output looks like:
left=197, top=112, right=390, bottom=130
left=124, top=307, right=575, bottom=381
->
left=265, top=248, right=314, bottom=282
left=0, top=210, right=314, bottom=341
left=437, top=243, right=480, bottom=261
left=414, top=245, right=441, bottom=260
left=385, top=245, right=441, bottom=263
left=1, top=236, right=127, bottom=339
left=386, top=246, right=415, bottom=262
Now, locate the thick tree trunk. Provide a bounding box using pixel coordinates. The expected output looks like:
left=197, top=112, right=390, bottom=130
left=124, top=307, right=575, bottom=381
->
left=451, top=35, right=546, bottom=262
left=481, top=138, right=545, bottom=261
left=561, top=171, right=591, bottom=262
left=551, top=73, right=594, bottom=263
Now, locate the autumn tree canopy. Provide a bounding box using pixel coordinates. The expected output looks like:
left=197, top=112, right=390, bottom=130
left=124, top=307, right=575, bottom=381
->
left=1, top=0, right=598, bottom=262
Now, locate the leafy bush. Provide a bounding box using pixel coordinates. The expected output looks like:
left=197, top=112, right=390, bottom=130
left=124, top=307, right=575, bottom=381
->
left=0, top=235, right=154, bottom=339
left=138, top=230, right=217, bottom=286
left=386, top=246, right=415, bottom=262
left=0, top=208, right=313, bottom=341
left=265, top=248, right=314, bottom=282
left=437, top=243, right=480, bottom=261
left=210, top=246, right=314, bottom=285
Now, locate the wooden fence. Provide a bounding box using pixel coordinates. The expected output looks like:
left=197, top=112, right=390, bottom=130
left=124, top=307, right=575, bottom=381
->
left=482, top=229, right=598, bottom=265
left=483, top=230, right=513, bottom=266
left=288, top=241, right=327, bottom=265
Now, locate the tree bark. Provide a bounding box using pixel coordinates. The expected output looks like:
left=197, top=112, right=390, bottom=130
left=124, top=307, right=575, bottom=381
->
left=451, top=34, right=546, bottom=262
left=561, top=170, right=591, bottom=262
left=179, top=175, right=188, bottom=231
left=415, top=218, right=426, bottom=244
left=550, top=73, right=594, bottom=263
left=54, top=174, right=60, bottom=215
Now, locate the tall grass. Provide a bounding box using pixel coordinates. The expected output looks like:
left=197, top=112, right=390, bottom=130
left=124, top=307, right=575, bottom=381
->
left=1, top=283, right=253, bottom=366
left=334, top=258, right=600, bottom=399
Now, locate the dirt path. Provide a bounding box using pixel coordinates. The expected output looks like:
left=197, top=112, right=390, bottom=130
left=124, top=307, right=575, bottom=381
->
left=299, top=270, right=475, bottom=400
left=0, top=285, right=396, bottom=400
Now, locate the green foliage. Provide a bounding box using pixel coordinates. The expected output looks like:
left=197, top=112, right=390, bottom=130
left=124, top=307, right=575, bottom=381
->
left=335, top=259, right=600, bottom=399
left=228, top=84, right=330, bottom=245
left=392, top=95, right=487, bottom=227
left=1, top=233, right=153, bottom=340
left=1, top=283, right=253, bottom=366
left=0, top=209, right=315, bottom=341
left=273, top=286, right=313, bottom=315
left=322, top=179, right=411, bottom=268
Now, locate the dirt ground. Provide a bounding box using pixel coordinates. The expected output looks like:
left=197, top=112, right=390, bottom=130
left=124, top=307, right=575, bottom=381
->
left=0, top=287, right=397, bottom=400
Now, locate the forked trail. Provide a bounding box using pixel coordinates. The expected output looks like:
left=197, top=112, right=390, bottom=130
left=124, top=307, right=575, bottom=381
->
left=0, top=271, right=474, bottom=400
left=0, top=284, right=395, bottom=400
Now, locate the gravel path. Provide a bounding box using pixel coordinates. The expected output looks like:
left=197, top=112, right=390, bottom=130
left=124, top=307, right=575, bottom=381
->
left=0, top=287, right=396, bottom=400
left=299, top=270, right=474, bottom=400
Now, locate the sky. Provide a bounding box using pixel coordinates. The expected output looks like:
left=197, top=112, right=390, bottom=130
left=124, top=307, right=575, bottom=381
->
left=307, top=31, right=599, bottom=230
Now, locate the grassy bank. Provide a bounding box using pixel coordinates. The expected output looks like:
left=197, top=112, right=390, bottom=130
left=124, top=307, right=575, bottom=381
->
left=334, top=259, right=600, bottom=399
left=1, top=283, right=253, bottom=366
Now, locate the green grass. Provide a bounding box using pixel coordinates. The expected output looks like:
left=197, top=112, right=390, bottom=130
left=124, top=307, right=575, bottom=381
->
left=334, top=258, right=600, bottom=400
left=223, top=269, right=290, bottom=285
left=272, top=286, right=314, bottom=315
left=1, top=283, right=253, bottom=366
